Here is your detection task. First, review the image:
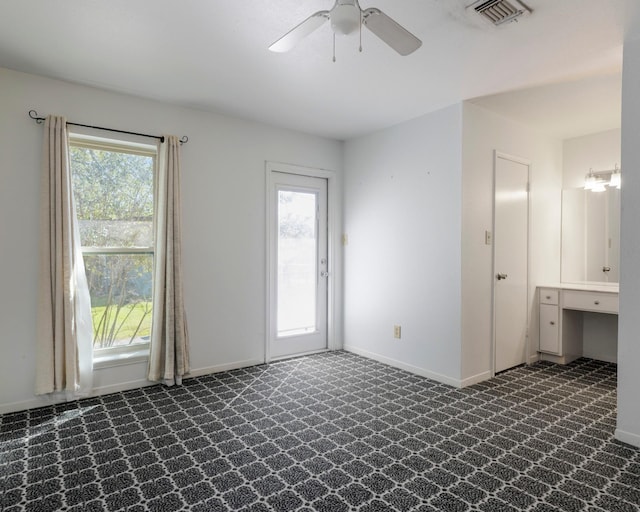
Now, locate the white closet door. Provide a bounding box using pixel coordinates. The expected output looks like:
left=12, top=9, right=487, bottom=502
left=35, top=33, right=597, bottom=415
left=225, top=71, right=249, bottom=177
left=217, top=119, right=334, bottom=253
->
left=494, top=153, right=529, bottom=373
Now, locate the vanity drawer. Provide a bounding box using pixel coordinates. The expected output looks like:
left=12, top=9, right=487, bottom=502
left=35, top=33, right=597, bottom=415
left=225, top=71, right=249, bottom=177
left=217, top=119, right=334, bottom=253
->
left=563, top=290, right=618, bottom=314
left=539, top=288, right=559, bottom=305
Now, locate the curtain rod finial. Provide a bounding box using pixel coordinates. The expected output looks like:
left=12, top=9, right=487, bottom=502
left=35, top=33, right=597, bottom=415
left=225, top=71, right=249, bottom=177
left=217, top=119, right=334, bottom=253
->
left=29, top=110, right=45, bottom=124
left=180, top=136, right=188, bottom=145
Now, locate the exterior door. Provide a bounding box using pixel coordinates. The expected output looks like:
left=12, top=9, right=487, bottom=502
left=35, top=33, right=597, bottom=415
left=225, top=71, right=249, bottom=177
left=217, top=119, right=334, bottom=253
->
left=268, top=172, right=328, bottom=359
left=494, top=153, right=530, bottom=373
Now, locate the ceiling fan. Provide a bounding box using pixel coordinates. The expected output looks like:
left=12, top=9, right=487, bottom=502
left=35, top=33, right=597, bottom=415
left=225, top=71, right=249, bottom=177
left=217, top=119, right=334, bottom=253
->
left=268, top=0, right=422, bottom=59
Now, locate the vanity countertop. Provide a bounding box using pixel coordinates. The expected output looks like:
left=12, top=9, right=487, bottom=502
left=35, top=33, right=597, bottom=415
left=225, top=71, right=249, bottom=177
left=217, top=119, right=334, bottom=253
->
left=539, top=283, right=619, bottom=294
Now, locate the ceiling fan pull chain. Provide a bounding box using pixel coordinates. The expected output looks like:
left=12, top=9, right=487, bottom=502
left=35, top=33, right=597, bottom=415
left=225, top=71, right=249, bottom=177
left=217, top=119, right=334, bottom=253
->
left=359, top=11, right=363, bottom=52
left=333, top=32, right=336, bottom=62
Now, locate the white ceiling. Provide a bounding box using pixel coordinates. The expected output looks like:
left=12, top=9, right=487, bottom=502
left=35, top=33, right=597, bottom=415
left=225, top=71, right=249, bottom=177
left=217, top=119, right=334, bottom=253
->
left=1, top=0, right=637, bottom=140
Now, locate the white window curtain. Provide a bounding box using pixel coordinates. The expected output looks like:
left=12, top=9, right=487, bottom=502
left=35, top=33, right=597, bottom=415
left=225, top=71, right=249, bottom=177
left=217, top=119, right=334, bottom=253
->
left=36, top=116, right=94, bottom=397
left=148, top=135, right=190, bottom=385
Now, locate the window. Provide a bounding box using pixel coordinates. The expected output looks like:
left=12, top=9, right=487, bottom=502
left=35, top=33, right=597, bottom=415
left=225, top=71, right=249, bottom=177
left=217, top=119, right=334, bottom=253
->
left=69, top=135, right=156, bottom=364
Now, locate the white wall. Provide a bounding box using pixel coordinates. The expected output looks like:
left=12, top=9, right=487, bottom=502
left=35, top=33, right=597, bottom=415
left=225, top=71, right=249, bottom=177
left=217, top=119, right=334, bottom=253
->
left=616, top=35, right=640, bottom=448
left=342, top=105, right=464, bottom=386
left=0, top=67, right=342, bottom=413
left=342, top=101, right=563, bottom=388
left=461, top=103, right=563, bottom=383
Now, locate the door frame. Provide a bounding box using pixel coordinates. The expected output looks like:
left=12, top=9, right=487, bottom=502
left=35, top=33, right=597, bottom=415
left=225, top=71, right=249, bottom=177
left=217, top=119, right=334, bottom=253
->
left=265, top=161, right=338, bottom=363
left=491, top=151, right=531, bottom=377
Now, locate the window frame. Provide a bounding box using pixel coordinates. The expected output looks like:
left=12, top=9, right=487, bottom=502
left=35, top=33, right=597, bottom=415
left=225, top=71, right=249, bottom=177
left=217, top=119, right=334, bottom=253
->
left=68, top=133, right=158, bottom=368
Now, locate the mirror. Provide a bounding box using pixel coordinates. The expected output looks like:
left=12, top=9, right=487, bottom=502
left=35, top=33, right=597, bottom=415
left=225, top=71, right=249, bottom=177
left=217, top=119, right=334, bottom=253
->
left=561, top=187, right=620, bottom=284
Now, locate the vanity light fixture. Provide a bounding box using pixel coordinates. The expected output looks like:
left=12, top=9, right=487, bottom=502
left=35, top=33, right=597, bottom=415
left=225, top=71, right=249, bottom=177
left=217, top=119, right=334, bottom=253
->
left=584, top=165, right=621, bottom=192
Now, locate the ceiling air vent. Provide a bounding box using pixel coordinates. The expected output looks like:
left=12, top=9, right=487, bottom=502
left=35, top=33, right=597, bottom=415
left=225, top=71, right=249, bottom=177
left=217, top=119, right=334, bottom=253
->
left=469, top=0, right=532, bottom=26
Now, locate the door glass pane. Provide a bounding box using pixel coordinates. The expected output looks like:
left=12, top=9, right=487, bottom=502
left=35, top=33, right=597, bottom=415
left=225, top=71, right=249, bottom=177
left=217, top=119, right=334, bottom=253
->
left=277, top=190, right=317, bottom=336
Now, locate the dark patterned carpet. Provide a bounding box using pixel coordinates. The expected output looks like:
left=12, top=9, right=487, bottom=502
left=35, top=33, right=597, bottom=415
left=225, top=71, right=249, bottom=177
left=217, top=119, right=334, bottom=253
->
left=1, top=351, right=639, bottom=511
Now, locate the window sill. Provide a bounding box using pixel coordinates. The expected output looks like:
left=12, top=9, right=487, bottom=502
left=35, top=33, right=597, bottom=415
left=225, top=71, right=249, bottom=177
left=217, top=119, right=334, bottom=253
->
left=93, top=347, right=150, bottom=370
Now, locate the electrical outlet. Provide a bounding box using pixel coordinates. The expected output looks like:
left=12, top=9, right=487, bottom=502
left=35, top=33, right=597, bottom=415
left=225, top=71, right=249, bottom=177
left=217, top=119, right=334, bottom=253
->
left=394, top=325, right=401, bottom=339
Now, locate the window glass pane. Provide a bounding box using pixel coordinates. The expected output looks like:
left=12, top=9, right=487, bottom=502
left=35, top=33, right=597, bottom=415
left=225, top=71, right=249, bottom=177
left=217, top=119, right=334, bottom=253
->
left=84, top=254, right=153, bottom=349
left=70, top=146, right=154, bottom=247
left=277, top=190, right=317, bottom=336
left=70, top=140, right=155, bottom=356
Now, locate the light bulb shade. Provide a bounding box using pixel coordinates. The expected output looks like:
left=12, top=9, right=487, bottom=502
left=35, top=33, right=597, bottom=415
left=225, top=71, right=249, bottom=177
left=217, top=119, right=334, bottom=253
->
left=584, top=174, right=596, bottom=190
left=609, top=171, right=621, bottom=189
left=330, top=4, right=360, bottom=35
left=591, top=182, right=607, bottom=192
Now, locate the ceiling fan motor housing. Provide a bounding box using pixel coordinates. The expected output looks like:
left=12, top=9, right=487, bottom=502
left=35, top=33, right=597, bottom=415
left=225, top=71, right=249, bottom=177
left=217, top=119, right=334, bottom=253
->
left=331, top=0, right=361, bottom=35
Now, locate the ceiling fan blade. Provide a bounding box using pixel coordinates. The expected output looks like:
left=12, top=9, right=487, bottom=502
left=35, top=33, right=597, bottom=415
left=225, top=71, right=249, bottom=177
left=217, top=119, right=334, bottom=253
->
left=362, top=8, right=422, bottom=56
left=269, top=11, right=330, bottom=53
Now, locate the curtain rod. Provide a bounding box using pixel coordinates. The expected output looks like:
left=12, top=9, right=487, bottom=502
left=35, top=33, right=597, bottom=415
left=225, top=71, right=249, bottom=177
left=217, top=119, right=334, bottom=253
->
left=28, top=110, right=188, bottom=145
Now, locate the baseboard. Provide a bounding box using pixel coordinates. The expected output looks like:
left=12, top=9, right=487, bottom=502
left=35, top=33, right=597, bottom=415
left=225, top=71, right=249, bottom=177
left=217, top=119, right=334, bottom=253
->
left=615, top=428, right=640, bottom=448
left=539, top=352, right=579, bottom=365
left=0, top=397, right=59, bottom=415
left=92, top=378, right=156, bottom=396
left=529, top=353, right=541, bottom=365
left=583, top=353, right=617, bottom=364
left=188, top=358, right=264, bottom=378
left=0, top=358, right=265, bottom=415
left=460, top=370, right=492, bottom=388
left=343, top=344, right=461, bottom=388
left=270, top=350, right=329, bottom=363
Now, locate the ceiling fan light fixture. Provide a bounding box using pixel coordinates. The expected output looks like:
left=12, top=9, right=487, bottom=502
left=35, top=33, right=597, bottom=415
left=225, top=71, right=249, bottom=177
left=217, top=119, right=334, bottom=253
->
left=330, top=4, right=361, bottom=35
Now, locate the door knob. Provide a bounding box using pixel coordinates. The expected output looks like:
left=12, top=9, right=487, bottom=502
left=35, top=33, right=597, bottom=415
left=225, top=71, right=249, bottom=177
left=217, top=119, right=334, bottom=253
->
left=496, top=273, right=508, bottom=280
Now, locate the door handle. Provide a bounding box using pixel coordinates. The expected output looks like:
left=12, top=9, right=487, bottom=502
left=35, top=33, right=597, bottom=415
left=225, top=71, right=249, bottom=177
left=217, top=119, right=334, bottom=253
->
left=320, top=271, right=330, bottom=278
left=496, top=273, right=508, bottom=280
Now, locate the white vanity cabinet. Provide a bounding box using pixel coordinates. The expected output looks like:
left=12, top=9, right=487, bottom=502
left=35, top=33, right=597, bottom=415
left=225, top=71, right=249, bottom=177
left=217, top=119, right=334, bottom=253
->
left=539, top=290, right=559, bottom=354
left=538, top=285, right=618, bottom=364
